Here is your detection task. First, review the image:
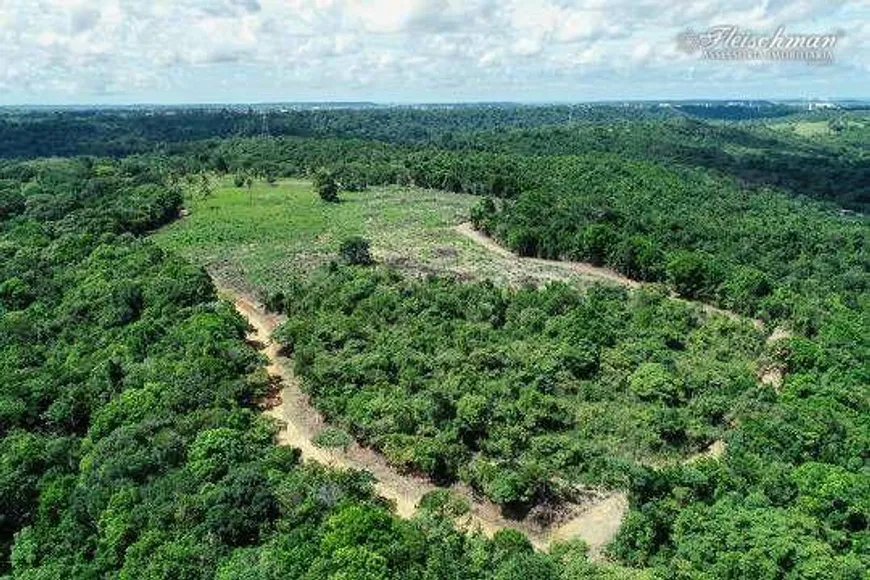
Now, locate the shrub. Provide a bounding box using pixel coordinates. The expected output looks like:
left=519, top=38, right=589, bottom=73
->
left=339, top=237, right=373, bottom=266
left=314, top=169, right=339, bottom=203
left=313, top=427, right=352, bottom=450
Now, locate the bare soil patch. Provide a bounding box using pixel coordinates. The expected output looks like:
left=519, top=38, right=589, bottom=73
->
left=455, top=223, right=640, bottom=288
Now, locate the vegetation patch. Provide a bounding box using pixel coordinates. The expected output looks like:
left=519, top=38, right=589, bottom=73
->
left=271, top=264, right=763, bottom=506
left=313, top=426, right=353, bottom=450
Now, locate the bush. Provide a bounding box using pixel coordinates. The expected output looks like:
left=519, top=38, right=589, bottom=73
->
left=665, top=250, right=722, bottom=300
left=339, top=237, right=373, bottom=266
left=470, top=197, right=497, bottom=234
left=313, top=427, right=352, bottom=450
left=418, top=489, right=471, bottom=518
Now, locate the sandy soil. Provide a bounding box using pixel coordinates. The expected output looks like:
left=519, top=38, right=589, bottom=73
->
left=758, top=326, right=793, bottom=391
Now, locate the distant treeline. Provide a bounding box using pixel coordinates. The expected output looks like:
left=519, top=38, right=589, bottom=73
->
left=2, top=106, right=867, bottom=209
left=0, top=105, right=668, bottom=158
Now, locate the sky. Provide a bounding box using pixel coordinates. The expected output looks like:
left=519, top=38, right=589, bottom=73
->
left=0, top=0, right=867, bottom=105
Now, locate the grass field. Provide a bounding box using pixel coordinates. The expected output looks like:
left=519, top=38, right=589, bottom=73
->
left=770, top=120, right=833, bottom=137
left=153, top=178, right=471, bottom=294
left=153, top=177, right=631, bottom=297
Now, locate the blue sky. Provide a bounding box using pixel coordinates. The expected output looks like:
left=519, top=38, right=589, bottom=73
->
left=0, top=0, right=867, bottom=105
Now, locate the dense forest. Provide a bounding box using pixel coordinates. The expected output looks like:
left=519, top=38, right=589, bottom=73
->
left=0, top=158, right=593, bottom=578
left=2, top=105, right=866, bottom=209
left=270, top=266, right=762, bottom=502
left=0, top=105, right=666, bottom=159
left=0, top=105, right=867, bottom=579
left=454, top=118, right=870, bottom=210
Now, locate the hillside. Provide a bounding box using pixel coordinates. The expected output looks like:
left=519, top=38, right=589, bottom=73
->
left=1, top=106, right=867, bottom=580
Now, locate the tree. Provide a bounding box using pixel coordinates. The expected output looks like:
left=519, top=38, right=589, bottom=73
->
left=214, top=155, right=229, bottom=175
left=582, top=224, right=616, bottom=266
left=628, top=363, right=680, bottom=403
left=197, top=172, right=213, bottom=199
left=665, top=250, right=719, bottom=300
left=263, top=165, right=278, bottom=186
left=0, top=187, right=25, bottom=220
left=314, top=169, right=339, bottom=203
left=611, top=235, right=663, bottom=282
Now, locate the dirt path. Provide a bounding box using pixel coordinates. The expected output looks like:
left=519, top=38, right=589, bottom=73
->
left=758, top=327, right=793, bottom=391
left=216, top=280, right=628, bottom=559
left=455, top=223, right=640, bottom=288
left=456, top=223, right=763, bottom=328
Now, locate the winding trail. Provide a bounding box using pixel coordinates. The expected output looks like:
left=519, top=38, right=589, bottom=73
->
left=215, top=280, right=628, bottom=559
left=210, top=224, right=784, bottom=560
left=455, top=222, right=640, bottom=288
left=455, top=223, right=766, bottom=328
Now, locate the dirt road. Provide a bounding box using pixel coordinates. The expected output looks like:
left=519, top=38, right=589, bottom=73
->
left=216, top=281, right=628, bottom=559
left=456, top=223, right=765, bottom=328
left=455, top=222, right=640, bottom=288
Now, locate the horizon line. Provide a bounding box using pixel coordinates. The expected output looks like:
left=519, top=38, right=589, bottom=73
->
left=1, top=97, right=869, bottom=109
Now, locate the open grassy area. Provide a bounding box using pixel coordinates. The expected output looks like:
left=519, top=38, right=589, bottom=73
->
left=153, top=178, right=472, bottom=294
left=769, top=120, right=833, bottom=137
left=153, top=177, right=631, bottom=297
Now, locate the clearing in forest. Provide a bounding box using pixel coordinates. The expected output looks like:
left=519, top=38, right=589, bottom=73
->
left=154, top=178, right=651, bottom=294
left=154, top=178, right=768, bottom=559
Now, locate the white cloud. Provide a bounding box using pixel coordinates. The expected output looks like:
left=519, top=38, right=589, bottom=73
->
left=0, top=0, right=865, bottom=103
left=631, top=42, right=652, bottom=64
left=555, top=9, right=620, bottom=42
left=512, top=37, right=543, bottom=56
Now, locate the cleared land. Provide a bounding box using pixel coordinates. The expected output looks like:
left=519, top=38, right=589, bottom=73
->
left=155, top=178, right=652, bottom=294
